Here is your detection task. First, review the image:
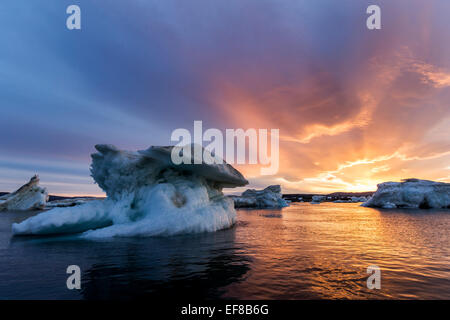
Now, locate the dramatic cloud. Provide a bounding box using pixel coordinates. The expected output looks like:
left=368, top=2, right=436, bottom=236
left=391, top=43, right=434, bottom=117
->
left=0, top=0, right=449, bottom=195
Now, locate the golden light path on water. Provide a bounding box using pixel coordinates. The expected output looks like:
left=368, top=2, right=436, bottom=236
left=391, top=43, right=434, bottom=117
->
left=223, top=203, right=450, bottom=299
left=0, top=203, right=448, bottom=299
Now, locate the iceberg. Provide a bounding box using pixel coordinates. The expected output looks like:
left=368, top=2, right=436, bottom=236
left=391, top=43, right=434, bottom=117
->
left=361, top=179, right=450, bottom=209
left=0, top=175, right=48, bottom=211
left=230, top=185, right=289, bottom=208
left=12, top=144, right=248, bottom=238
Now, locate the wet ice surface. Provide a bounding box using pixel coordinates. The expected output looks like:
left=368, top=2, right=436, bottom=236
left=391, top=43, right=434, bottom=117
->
left=0, top=203, right=449, bottom=299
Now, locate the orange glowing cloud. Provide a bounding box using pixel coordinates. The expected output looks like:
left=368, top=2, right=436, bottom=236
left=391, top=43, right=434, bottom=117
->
left=209, top=46, right=450, bottom=193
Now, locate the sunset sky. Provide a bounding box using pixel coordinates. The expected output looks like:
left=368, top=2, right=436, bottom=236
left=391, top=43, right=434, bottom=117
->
left=1, top=0, right=449, bottom=196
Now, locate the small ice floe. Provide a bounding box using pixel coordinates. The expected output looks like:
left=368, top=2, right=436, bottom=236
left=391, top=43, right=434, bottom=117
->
left=311, top=195, right=325, bottom=204
left=361, top=178, right=450, bottom=209
left=13, top=144, right=248, bottom=238
left=230, top=185, right=289, bottom=209
left=0, top=175, right=48, bottom=211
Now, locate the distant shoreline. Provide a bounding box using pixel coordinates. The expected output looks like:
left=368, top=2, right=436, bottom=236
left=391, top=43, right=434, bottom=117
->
left=0, top=191, right=374, bottom=203
left=283, top=191, right=375, bottom=202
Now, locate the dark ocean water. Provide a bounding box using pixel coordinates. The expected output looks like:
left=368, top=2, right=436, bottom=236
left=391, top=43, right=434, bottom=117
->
left=0, top=203, right=449, bottom=299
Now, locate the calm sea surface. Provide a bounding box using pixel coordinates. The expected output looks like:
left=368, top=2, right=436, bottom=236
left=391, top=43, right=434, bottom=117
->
left=0, top=203, right=449, bottom=299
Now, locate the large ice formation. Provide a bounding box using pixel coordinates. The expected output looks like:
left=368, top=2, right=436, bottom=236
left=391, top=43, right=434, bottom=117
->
left=362, top=179, right=450, bottom=209
left=231, top=185, right=289, bottom=208
left=0, top=175, right=48, bottom=211
left=12, top=144, right=248, bottom=238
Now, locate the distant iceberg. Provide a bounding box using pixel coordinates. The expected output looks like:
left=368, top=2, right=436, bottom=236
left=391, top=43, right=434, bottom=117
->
left=13, top=144, right=248, bottom=238
left=0, top=175, right=48, bottom=211
left=362, top=179, right=450, bottom=209
left=311, top=195, right=325, bottom=204
left=351, top=196, right=369, bottom=202
left=230, top=185, right=289, bottom=208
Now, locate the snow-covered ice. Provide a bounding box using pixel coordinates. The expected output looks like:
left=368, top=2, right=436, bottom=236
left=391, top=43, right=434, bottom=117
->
left=230, top=185, right=289, bottom=208
left=13, top=144, right=248, bottom=238
left=0, top=175, right=48, bottom=211
left=362, top=179, right=450, bottom=209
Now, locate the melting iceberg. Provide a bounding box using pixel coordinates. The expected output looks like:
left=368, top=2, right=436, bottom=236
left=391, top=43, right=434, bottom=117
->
left=362, top=179, right=450, bottom=209
left=230, top=185, right=289, bottom=208
left=0, top=175, right=48, bottom=211
left=12, top=144, right=248, bottom=238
